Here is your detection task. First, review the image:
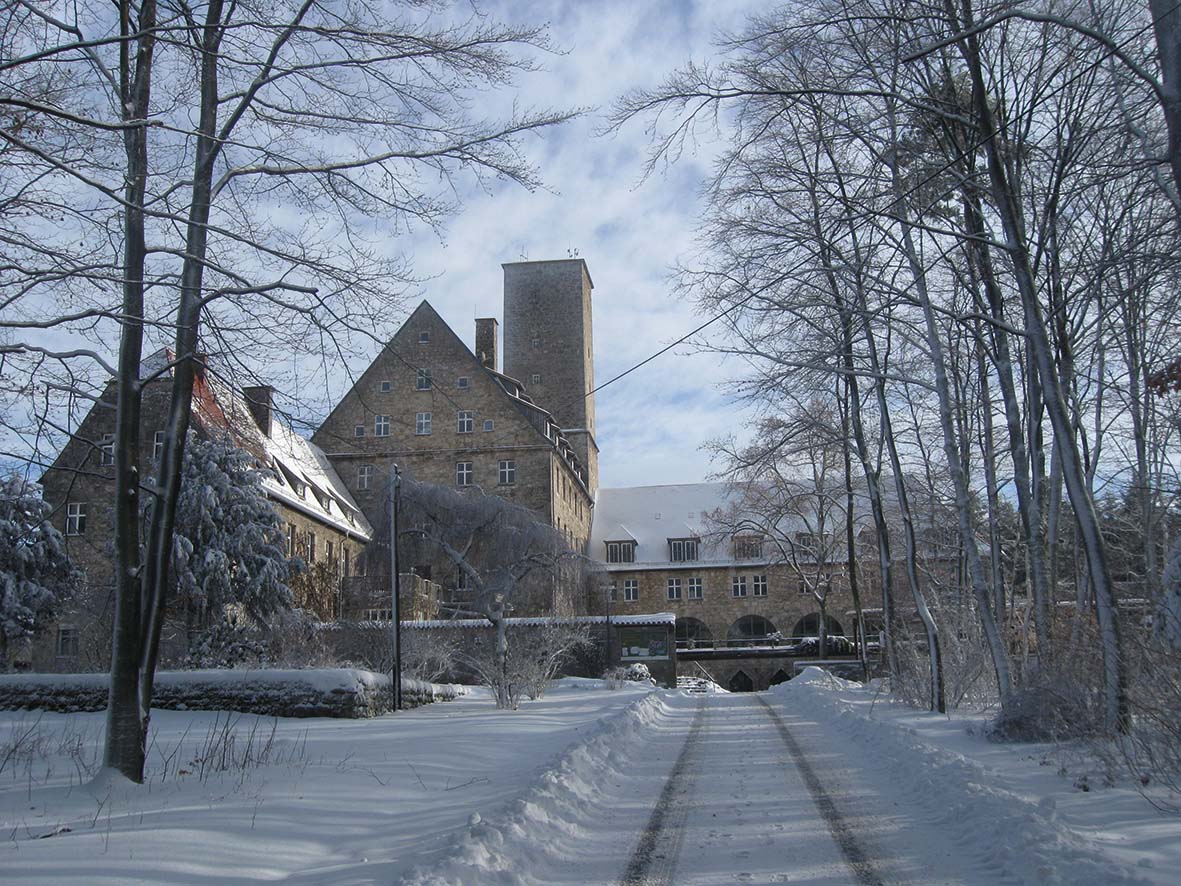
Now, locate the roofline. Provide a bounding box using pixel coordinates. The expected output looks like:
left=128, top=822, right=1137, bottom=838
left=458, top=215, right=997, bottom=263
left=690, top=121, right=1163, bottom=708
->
left=501, top=257, right=594, bottom=289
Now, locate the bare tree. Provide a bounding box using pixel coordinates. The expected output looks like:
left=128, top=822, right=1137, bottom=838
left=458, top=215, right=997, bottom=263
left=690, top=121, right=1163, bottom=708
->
left=2, top=0, right=573, bottom=779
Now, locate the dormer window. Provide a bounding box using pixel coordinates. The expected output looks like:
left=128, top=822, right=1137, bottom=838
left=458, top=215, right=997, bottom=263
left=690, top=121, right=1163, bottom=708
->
left=733, top=535, right=763, bottom=560
left=668, top=538, right=699, bottom=562
left=605, top=540, right=636, bottom=564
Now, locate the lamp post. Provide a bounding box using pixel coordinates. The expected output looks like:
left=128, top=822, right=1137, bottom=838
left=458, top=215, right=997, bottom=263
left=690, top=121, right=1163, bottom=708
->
left=388, top=464, right=402, bottom=712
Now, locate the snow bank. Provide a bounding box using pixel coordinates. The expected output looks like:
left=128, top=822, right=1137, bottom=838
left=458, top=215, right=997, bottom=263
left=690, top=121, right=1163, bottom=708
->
left=0, top=669, right=462, bottom=718
left=771, top=667, right=1153, bottom=886
left=400, top=690, right=669, bottom=885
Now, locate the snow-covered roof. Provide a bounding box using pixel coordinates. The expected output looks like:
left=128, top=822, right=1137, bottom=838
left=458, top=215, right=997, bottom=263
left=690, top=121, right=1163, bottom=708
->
left=590, top=483, right=771, bottom=569
left=193, top=367, right=372, bottom=541
left=400, top=612, right=677, bottom=629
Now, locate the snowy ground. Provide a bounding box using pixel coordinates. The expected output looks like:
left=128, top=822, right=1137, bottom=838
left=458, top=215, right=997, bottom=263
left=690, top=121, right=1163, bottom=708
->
left=2, top=671, right=1179, bottom=884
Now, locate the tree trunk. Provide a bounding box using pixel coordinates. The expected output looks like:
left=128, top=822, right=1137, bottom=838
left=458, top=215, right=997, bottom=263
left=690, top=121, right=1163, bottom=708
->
left=1150, top=0, right=1181, bottom=212
left=103, top=0, right=157, bottom=784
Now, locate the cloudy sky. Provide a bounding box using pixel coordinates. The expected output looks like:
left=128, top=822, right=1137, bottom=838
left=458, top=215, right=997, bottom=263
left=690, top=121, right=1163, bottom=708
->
left=327, top=0, right=769, bottom=490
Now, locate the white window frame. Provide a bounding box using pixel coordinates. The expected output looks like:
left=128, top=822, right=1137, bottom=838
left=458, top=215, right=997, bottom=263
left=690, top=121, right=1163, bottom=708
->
left=457, top=376, right=470, bottom=389
left=307, top=532, right=317, bottom=563
left=623, top=579, right=639, bottom=602
left=456, top=461, right=473, bottom=487
left=669, top=538, right=699, bottom=562
left=753, top=574, right=768, bottom=597
left=100, top=434, right=115, bottom=466
left=362, top=608, right=392, bottom=622
left=354, top=424, right=365, bottom=438
left=66, top=502, right=86, bottom=536
left=457, top=410, right=474, bottom=433
left=380, top=380, right=392, bottom=393
left=153, top=429, right=166, bottom=461
left=605, top=541, right=636, bottom=564
left=667, top=577, right=682, bottom=601
left=357, top=464, right=374, bottom=490
left=55, top=625, right=79, bottom=657
left=374, top=415, right=390, bottom=437
left=530, top=373, right=541, bottom=385
left=416, top=368, right=431, bottom=390
left=498, top=459, right=515, bottom=485
left=416, top=412, right=432, bottom=435
left=418, top=331, right=430, bottom=344
left=732, top=575, right=748, bottom=598
left=688, top=576, right=703, bottom=600
left=483, top=419, right=494, bottom=432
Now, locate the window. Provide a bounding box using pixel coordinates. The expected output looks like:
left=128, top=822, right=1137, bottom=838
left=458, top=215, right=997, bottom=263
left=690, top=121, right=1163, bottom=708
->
left=416, top=412, right=432, bottom=435
left=353, top=424, right=365, bottom=438
left=732, top=575, right=748, bottom=598
left=753, top=574, right=768, bottom=597
left=380, top=380, right=392, bottom=393
left=153, top=429, right=166, bottom=461
left=456, top=461, right=473, bottom=487
left=343, top=546, right=350, bottom=578
left=374, top=415, right=390, bottom=437
left=363, top=608, right=392, bottom=622
left=608, top=583, right=618, bottom=603
left=483, top=419, right=494, bottom=432
left=65, top=502, right=86, bottom=536
left=623, top=579, right=639, bottom=602
left=307, top=532, right=317, bottom=563
left=605, top=540, right=636, bottom=563
left=531, top=337, right=541, bottom=349
left=530, top=373, right=541, bottom=385
left=357, top=464, right=374, bottom=490
left=733, top=535, right=764, bottom=560
left=499, top=459, right=515, bottom=485
left=325, top=541, right=334, bottom=568
left=798, top=581, right=810, bottom=596
left=287, top=523, right=297, bottom=557
left=418, top=331, right=430, bottom=344
left=416, top=368, right=431, bottom=390
left=619, top=626, right=668, bottom=660
left=688, top=577, right=703, bottom=600
left=100, top=434, right=115, bottom=466
left=667, top=578, right=682, bottom=601
left=668, top=538, right=699, bottom=562
left=55, top=626, right=79, bottom=658
left=457, top=410, right=474, bottom=433
left=457, top=376, right=470, bottom=389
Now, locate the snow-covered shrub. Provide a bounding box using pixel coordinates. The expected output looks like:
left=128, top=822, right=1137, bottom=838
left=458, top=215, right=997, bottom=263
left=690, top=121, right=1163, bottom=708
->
left=0, top=475, right=74, bottom=669
left=182, top=616, right=267, bottom=669
left=171, top=436, right=303, bottom=634
left=623, top=662, right=654, bottom=683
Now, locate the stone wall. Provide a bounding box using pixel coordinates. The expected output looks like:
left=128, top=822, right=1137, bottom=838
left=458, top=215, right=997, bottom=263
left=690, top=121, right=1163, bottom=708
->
left=0, top=669, right=461, bottom=718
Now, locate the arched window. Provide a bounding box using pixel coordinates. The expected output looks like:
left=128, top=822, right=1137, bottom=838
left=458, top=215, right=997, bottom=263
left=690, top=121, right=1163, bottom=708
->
left=728, top=670, right=754, bottom=692
left=727, top=615, right=777, bottom=646
left=791, top=614, right=845, bottom=637
left=675, top=617, right=713, bottom=648
left=769, top=669, right=791, bottom=687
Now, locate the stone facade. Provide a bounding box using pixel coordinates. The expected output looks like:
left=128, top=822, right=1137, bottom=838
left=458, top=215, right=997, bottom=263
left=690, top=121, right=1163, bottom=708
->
left=312, top=297, right=595, bottom=556
left=34, top=363, right=371, bottom=673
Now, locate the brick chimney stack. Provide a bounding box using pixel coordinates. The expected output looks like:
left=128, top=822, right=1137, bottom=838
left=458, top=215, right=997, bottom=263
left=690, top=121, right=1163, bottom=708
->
left=475, top=317, right=499, bottom=371
left=243, top=384, right=274, bottom=437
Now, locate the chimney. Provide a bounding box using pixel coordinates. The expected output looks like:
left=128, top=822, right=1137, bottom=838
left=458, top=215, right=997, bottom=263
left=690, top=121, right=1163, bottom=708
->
left=243, top=385, right=274, bottom=437
left=475, top=317, right=499, bottom=371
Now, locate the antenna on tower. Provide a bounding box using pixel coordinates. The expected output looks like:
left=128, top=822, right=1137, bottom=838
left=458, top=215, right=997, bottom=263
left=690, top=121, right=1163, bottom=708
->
left=518, top=244, right=529, bottom=261
left=566, top=247, right=580, bottom=258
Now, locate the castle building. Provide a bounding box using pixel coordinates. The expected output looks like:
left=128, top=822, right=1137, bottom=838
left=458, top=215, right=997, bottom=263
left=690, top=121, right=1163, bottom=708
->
left=36, top=354, right=371, bottom=671
left=312, top=259, right=598, bottom=554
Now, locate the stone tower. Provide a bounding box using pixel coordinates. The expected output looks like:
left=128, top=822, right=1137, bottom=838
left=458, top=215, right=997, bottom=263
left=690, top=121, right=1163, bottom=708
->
left=502, top=258, right=598, bottom=496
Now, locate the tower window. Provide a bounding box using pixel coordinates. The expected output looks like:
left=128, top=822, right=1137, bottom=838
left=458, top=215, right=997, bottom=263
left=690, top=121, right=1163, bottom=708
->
left=416, top=368, right=431, bottom=390
left=530, top=373, right=541, bottom=385
left=531, top=337, right=541, bottom=349
left=416, top=412, right=432, bottom=435
left=153, top=430, right=166, bottom=461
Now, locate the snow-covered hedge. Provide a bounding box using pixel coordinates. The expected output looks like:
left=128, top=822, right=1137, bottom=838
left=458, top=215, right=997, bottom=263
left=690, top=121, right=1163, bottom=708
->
left=0, top=668, right=462, bottom=718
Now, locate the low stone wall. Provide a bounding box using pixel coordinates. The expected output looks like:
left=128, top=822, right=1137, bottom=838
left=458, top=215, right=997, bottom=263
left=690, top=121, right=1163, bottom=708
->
left=0, top=669, right=463, bottom=718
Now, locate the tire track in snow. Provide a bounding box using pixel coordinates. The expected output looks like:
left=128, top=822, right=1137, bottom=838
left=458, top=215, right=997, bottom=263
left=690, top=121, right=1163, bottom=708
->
left=619, top=697, right=708, bottom=886
left=756, top=694, right=886, bottom=886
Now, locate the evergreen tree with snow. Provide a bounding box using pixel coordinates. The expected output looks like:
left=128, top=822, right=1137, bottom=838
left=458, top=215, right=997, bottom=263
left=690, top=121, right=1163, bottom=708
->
left=170, top=436, right=303, bottom=654
left=0, top=475, right=74, bottom=670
